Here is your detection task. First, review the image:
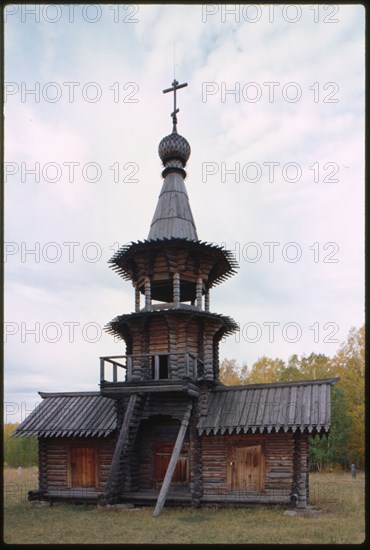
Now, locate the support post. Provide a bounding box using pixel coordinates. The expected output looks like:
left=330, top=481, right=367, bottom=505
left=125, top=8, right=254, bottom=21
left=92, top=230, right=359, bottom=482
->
left=145, top=277, right=151, bottom=311
left=292, top=432, right=308, bottom=509
left=100, top=358, right=105, bottom=383
left=196, top=277, right=203, bottom=310
left=154, top=355, right=160, bottom=380
left=173, top=272, right=180, bottom=308
left=153, top=402, right=193, bottom=517
left=298, top=434, right=308, bottom=508
left=135, top=286, right=140, bottom=312
left=190, top=399, right=203, bottom=507
left=126, top=356, right=132, bottom=382
left=204, top=289, right=210, bottom=312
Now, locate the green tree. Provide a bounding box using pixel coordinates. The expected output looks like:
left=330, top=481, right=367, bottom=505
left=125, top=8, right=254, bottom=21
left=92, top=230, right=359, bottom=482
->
left=299, top=353, right=333, bottom=380
left=3, top=424, right=38, bottom=467
left=279, top=355, right=304, bottom=381
left=309, top=386, right=351, bottom=471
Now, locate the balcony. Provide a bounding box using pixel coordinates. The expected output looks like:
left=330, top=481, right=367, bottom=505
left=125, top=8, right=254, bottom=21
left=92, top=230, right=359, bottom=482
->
left=99, top=353, right=203, bottom=396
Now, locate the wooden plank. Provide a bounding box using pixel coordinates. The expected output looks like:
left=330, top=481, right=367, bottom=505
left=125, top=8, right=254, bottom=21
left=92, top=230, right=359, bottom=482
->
left=102, top=383, right=199, bottom=395
left=153, top=402, right=193, bottom=517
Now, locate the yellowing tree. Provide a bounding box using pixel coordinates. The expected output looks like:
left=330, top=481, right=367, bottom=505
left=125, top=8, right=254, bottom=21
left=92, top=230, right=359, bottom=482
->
left=218, top=325, right=364, bottom=468
left=219, top=358, right=244, bottom=385
left=245, top=357, right=285, bottom=384
left=330, top=326, right=365, bottom=467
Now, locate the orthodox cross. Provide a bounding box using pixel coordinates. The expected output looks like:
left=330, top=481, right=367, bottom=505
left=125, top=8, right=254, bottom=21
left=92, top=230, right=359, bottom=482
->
left=163, top=79, right=188, bottom=132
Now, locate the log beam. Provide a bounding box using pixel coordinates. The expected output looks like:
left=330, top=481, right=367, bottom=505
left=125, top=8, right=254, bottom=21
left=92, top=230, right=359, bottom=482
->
left=153, top=402, right=193, bottom=516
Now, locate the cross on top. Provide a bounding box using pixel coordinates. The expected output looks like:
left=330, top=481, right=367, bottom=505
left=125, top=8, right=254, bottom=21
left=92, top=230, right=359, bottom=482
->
left=163, top=79, right=188, bottom=132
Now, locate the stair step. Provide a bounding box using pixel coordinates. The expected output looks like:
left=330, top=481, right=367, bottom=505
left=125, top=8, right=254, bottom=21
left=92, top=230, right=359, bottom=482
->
left=103, top=393, right=147, bottom=500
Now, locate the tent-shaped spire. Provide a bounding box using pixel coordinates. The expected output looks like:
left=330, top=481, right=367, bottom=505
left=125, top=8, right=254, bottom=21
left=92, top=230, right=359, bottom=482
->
left=148, top=172, right=198, bottom=240
left=148, top=79, right=198, bottom=241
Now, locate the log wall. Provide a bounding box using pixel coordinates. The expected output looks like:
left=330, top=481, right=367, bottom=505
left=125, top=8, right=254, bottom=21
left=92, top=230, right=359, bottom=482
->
left=201, top=432, right=296, bottom=503
left=39, top=436, right=116, bottom=496
left=125, top=313, right=228, bottom=382
left=188, top=400, right=202, bottom=505
left=149, top=317, right=169, bottom=354
left=131, top=323, right=146, bottom=380
left=37, top=418, right=308, bottom=506
left=38, top=437, right=48, bottom=494
left=293, top=432, right=309, bottom=507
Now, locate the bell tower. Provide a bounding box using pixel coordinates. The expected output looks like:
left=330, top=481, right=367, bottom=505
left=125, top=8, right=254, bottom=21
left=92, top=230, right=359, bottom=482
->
left=13, top=78, right=339, bottom=516
left=99, top=80, right=238, bottom=512
left=104, top=80, right=238, bottom=385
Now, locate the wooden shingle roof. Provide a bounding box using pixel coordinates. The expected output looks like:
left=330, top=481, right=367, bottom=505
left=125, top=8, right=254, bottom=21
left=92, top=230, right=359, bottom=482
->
left=197, top=378, right=339, bottom=435
left=109, top=239, right=238, bottom=289
left=13, top=393, right=117, bottom=438
left=148, top=172, right=198, bottom=241
left=13, top=378, right=338, bottom=439
left=105, top=308, right=239, bottom=341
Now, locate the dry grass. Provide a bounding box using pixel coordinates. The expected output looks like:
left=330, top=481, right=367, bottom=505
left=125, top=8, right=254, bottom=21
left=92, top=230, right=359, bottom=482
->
left=3, top=468, right=365, bottom=544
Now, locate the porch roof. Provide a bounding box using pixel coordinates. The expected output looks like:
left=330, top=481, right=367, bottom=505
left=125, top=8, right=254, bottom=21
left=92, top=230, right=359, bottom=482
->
left=197, top=377, right=339, bottom=435
left=13, top=392, right=117, bottom=438
left=13, top=377, right=339, bottom=438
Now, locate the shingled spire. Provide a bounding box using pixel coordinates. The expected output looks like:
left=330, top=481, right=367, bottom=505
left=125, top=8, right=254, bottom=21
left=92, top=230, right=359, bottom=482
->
left=148, top=79, right=198, bottom=241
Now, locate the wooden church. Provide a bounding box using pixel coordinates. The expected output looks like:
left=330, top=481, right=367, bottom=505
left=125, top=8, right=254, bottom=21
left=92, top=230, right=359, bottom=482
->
left=14, top=80, right=338, bottom=514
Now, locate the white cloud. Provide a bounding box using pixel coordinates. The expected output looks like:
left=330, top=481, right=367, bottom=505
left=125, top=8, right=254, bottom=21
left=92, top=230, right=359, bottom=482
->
left=4, top=4, right=364, bottom=420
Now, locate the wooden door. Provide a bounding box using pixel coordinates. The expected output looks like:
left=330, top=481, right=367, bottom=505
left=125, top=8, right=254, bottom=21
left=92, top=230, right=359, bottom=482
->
left=70, top=447, right=97, bottom=488
left=231, top=445, right=264, bottom=492
left=153, top=445, right=189, bottom=488
left=151, top=355, right=169, bottom=380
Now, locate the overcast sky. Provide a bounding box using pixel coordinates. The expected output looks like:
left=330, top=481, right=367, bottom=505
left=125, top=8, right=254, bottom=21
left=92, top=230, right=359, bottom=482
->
left=4, top=4, right=365, bottom=422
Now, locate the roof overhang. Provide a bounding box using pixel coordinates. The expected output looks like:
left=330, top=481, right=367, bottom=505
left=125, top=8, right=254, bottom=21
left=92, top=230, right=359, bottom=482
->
left=197, top=377, right=340, bottom=436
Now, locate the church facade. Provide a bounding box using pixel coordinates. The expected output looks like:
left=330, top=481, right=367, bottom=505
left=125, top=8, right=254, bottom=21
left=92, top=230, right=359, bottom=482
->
left=14, top=81, right=338, bottom=514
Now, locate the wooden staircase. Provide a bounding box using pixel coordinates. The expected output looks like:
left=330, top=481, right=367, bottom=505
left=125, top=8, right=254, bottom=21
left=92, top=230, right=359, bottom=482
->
left=101, top=393, right=146, bottom=503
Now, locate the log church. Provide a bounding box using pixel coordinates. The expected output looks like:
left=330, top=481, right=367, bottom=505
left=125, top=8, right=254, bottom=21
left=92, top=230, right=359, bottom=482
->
left=14, top=80, right=338, bottom=514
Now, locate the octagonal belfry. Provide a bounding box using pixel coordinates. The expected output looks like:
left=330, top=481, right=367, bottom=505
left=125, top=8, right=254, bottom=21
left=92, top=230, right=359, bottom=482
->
left=105, top=81, right=238, bottom=386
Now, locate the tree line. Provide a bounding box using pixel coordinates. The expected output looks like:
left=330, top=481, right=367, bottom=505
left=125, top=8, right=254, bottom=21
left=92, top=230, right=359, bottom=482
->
left=219, top=325, right=364, bottom=470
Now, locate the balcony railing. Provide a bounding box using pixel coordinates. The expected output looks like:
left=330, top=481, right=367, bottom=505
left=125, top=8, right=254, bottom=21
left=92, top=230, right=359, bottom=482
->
left=100, top=352, right=204, bottom=385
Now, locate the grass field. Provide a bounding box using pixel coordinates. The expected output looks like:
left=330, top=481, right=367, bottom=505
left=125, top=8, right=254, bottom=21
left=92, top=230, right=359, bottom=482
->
left=3, top=467, right=365, bottom=544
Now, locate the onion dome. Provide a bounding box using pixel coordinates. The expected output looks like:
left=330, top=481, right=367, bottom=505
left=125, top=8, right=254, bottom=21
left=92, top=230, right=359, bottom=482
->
left=146, top=78, right=198, bottom=239
left=158, top=131, right=191, bottom=178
